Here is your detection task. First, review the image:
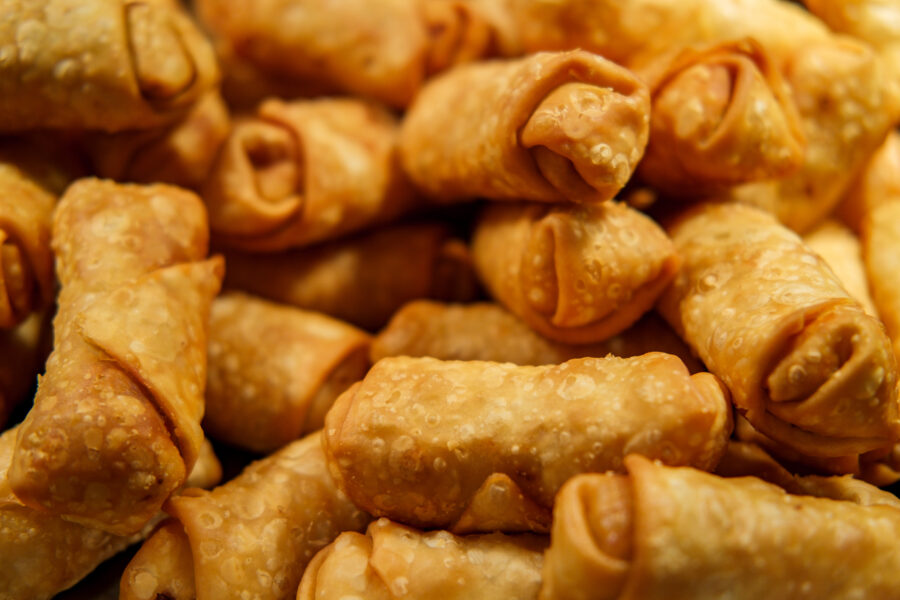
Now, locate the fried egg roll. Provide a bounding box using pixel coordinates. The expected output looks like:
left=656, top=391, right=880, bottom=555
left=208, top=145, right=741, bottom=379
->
left=0, top=0, right=219, bottom=132
left=203, top=97, right=416, bottom=252
left=422, top=0, right=499, bottom=76
left=803, top=219, right=877, bottom=317
left=862, top=200, right=900, bottom=363
left=204, top=292, right=371, bottom=453
left=472, top=201, right=679, bottom=344
left=0, top=311, right=50, bottom=428
left=120, top=432, right=371, bottom=600
left=371, top=301, right=703, bottom=372
left=400, top=51, right=650, bottom=204
left=324, top=353, right=732, bottom=534
left=9, top=179, right=224, bottom=535
left=222, top=222, right=480, bottom=330
left=658, top=202, right=900, bottom=458
left=838, top=130, right=900, bottom=232
left=297, top=518, right=546, bottom=600
left=539, top=455, right=900, bottom=600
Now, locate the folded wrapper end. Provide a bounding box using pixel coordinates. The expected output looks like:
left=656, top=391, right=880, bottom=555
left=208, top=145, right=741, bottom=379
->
left=120, top=519, right=196, bottom=600
left=423, top=0, right=497, bottom=76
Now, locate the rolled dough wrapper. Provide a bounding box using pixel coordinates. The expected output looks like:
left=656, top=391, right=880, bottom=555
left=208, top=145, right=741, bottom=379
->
left=371, top=301, right=703, bottom=373
left=323, top=353, right=732, bottom=533
left=203, top=97, right=416, bottom=252
left=0, top=0, right=219, bottom=132
left=539, top=455, right=900, bottom=600
left=658, top=202, right=900, bottom=458
left=196, top=0, right=427, bottom=107
left=204, top=292, right=371, bottom=453
left=472, top=201, right=679, bottom=344
left=222, top=222, right=480, bottom=331
left=803, top=219, right=877, bottom=317
left=422, top=0, right=499, bottom=76
left=84, top=91, right=231, bottom=190
left=296, top=518, right=546, bottom=600
left=637, top=39, right=805, bottom=196
left=862, top=201, right=900, bottom=364
left=0, top=311, right=50, bottom=428
left=9, top=179, right=224, bottom=535
left=838, top=131, right=900, bottom=232
left=400, top=50, right=650, bottom=204
left=0, top=426, right=221, bottom=600
left=120, top=432, right=371, bottom=600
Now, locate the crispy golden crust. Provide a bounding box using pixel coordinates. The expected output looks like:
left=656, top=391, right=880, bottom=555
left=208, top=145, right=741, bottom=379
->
left=803, top=220, right=877, bottom=316
left=0, top=312, right=48, bottom=428
left=297, top=518, right=546, bottom=600
left=324, top=354, right=731, bottom=533
left=862, top=200, right=900, bottom=364
left=400, top=51, right=649, bottom=204
left=839, top=131, right=900, bottom=232
left=204, top=292, right=371, bottom=452
left=121, top=432, right=371, bottom=600
left=659, top=202, right=900, bottom=458
left=422, top=0, right=498, bottom=76
left=0, top=0, right=218, bottom=132
left=203, top=97, right=415, bottom=252
left=472, top=202, right=679, bottom=344
left=9, top=179, right=223, bottom=535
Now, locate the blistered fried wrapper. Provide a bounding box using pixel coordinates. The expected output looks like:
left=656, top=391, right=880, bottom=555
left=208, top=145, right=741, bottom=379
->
left=223, top=222, right=480, bottom=331
left=539, top=455, right=900, bottom=600
left=472, top=201, right=679, bottom=344
left=297, top=518, right=546, bottom=600
left=204, top=292, right=371, bottom=453
left=400, top=51, right=650, bottom=204
left=120, top=432, right=371, bottom=600
left=803, top=220, right=878, bottom=317
left=838, top=131, right=900, bottom=232
left=0, top=0, right=219, bottom=132
left=9, top=179, right=224, bottom=535
left=0, top=426, right=221, bottom=600
left=371, top=301, right=703, bottom=373
left=658, top=202, right=900, bottom=458
left=324, top=354, right=731, bottom=534
left=863, top=200, right=900, bottom=365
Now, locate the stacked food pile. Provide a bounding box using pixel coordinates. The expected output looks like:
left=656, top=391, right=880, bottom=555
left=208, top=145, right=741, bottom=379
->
left=1, top=0, right=900, bottom=598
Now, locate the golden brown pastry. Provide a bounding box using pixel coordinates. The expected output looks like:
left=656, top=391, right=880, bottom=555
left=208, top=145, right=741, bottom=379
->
left=838, top=130, right=900, bottom=232
left=539, top=455, right=900, bottom=600
left=9, top=179, right=224, bottom=535
left=222, top=222, right=480, bottom=330
left=297, top=518, right=546, bottom=600
left=422, top=0, right=499, bottom=76
left=120, top=432, right=371, bottom=600
left=0, top=311, right=50, bottom=429
left=324, top=353, right=732, bottom=533
left=0, top=0, right=219, bottom=132
left=472, top=201, right=679, bottom=344
left=400, top=51, right=650, bottom=204
left=803, top=219, right=877, bottom=316
left=658, top=202, right=900, bottom=459
left=862, top=200, right=900, bottom=363
left=371, top=301, right=703, bottom=372
left=203, top=97, right=415, bottom=252
left=204, top=292, right=371, bottom=453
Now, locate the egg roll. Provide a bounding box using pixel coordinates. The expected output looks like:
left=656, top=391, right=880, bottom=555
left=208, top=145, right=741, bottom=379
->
left=0, top=425, right=221, bottom=600
left=203, top=97, right=416, bottom=252
left=472, top=201, right=679, bottom=344
left=838, top=130, right=900, bottom=232
left=658, top=202, right=900, bottom=458
left=84, top=91, right=231, bottom=190
left=324, top=353, right=732, bottom=534
left=637, top=39, right=805, bottom=197
left=371, top=301, right=703, bottom=372
left=422, top=0, right=498, bottom=76
left=0, top=0, right=219, bottom=132
left=222, top=222, right=480, bottom=330
left=120, top=432, right=371, bottom=600
left=9, top=179, right=224, bottom=535
left=400, top=51, right=650, bottom=204
left=297, top=518, right=546, bottom=600
left=862, top=200, right=900, bottom=364
left=204, top=292, right=371, bottom=453
left=539, top=455, right=900, bottom=600
left=803, top=219, right=877, bottom=316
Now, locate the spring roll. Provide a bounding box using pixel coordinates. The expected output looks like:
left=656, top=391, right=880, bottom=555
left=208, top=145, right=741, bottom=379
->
left=862, top=200, right=900, bottom=364
left=9, top=179, right=224, bottom=535
left=637, top=39, right=805, bottom=197
left=1, top=425, right=221, bottom=600
left=83, top=91, right=231, bottom=190
left=297, top=518, right=546, bottom=600
left=0, top=0, right=219, bottom=132
left=838, top=130, right=900, bottom=232
left=472, top=201, right=679, bottom=344
left=422, top=0, right=499, bottom=76
left=222, top=222, right=480, bottom=330
left=371, top=301, right=703, bottom=372
left=539, top=455, right=900, bottom=600
left=803, top=219, right=877, bottom=317
left=203, top=97, right=416, bottom=252
left=400, top=51, right=650, bottom=204
left=120, top=432, right=371, bottom=600
left=658, top=202, right=900, bottom=458
left=324, top=353, right=732, bottom=534
left=204, top=292, right=371, bottom=453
